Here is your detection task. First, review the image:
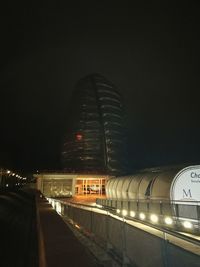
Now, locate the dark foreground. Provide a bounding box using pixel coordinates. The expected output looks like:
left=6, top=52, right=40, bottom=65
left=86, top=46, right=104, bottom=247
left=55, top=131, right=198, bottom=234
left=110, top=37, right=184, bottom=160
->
left=0, top=189, right=37, bottom=267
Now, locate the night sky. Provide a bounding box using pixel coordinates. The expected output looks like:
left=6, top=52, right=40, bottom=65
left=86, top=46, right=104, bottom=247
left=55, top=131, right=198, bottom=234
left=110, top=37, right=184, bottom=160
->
left=1, top=3, right=200, bottom=173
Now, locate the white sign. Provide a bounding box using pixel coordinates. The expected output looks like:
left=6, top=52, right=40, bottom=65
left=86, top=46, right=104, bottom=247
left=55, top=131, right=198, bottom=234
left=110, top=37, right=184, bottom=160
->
left=170, top=166, right=200, bottom=204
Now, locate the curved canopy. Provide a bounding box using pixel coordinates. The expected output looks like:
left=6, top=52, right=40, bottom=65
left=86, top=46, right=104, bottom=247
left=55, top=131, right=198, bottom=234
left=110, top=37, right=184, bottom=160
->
left=106, top=165, right=200, bottom=202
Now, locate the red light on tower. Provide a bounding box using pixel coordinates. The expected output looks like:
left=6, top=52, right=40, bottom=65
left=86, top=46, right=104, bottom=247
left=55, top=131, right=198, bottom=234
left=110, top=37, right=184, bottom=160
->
left=76, top=133, right=83, bottom=141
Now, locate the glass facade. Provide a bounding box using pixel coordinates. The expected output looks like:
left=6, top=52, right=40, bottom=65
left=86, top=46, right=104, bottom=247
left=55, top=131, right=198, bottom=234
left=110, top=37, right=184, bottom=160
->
left=62, top=74, right=127, bottom=175
left=42, top=179, right=73, bottom=197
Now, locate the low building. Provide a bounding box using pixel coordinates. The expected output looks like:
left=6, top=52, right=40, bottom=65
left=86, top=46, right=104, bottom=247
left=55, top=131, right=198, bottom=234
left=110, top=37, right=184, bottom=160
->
left=34, top=172, right=111, bottom=197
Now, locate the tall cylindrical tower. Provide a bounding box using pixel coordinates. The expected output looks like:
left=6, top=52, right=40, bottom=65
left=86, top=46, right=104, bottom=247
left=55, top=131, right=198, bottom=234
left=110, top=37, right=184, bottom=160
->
left=62, top=74, right=127, bottom=175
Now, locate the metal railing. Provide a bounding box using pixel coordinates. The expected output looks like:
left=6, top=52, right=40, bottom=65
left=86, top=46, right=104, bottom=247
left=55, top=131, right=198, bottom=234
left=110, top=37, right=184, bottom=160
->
left=96, top=198, right=200, bottom=232
left=46, top=197, right=200, bottom=267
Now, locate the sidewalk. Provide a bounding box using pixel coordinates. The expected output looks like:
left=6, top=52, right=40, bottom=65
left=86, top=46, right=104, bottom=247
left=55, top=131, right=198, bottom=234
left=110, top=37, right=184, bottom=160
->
left=36, top=194, right=99, bottom=267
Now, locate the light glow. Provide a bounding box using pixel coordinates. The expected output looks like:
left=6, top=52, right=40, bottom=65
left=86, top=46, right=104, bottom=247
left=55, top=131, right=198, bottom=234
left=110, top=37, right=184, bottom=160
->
left=150, top=214, right=158, bottom=223
left=76, top=133, right=83, bottom=141
left=139, top=213, right=146, bottom=220
left=75, top=224, right=80, bottom=229
left=122, top=209, right=127, bottom=216
left=183, top=221, right=193, bottom=229
left=164, top=217, right=173, bottom=225
left=56, top=202, right=61, bottom=214
left=130, top=211, right=136, bottom=217
left=116, top=209, right=120, bottom=214
left=96, top=204, right=102, bottom=208
left=51, top=200, right=55, bottom=208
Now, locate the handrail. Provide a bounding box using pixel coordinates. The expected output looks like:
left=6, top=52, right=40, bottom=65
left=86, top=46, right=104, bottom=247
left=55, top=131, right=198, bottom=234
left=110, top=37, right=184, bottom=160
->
left=50, top=197, right=200, bottom=256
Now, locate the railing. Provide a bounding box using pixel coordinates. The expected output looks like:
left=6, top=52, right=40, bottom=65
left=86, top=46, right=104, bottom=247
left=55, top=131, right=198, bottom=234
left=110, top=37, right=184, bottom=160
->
left=46, top=197, right=200, bottom=267
left=96, top=198, right=200, bottom=233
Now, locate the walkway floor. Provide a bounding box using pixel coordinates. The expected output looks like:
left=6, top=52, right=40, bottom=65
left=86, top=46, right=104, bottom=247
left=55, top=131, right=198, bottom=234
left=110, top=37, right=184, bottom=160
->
left=60, top=194, right=106, bottom=205
left=37, top=194, right=99, bottom=267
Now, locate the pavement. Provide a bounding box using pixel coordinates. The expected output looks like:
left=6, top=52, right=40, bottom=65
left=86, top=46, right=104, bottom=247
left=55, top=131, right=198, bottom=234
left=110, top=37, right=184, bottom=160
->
left=60, top=194, right=106, bottom=206
left=37, top=193, right=99, bottom=267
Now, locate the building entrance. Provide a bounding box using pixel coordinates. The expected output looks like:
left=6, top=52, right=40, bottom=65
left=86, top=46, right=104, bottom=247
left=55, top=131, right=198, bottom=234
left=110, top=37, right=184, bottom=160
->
left=75, top=178, right=105, bottom=195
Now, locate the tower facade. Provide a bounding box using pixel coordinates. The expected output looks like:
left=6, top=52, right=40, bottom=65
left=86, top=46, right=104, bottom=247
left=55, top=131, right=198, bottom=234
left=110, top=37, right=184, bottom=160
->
left=62, top=74, right=127, bottom=175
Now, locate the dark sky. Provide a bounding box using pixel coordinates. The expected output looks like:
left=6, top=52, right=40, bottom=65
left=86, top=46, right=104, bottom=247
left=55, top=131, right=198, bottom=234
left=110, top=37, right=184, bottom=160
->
left=1, top=3, right=200, bottom=172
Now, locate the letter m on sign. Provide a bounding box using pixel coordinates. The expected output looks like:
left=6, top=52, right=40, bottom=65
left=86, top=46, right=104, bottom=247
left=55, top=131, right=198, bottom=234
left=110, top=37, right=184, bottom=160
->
left=183, top=189, right=192, bottom=198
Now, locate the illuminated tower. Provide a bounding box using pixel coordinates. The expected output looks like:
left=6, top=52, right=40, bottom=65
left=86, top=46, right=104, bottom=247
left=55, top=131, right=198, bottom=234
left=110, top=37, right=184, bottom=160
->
left=62, top=74, right=127, bottom=175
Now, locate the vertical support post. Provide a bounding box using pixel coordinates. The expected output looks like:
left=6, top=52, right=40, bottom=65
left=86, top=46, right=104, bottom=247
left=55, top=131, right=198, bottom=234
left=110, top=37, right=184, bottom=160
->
left=82, top=179, right=84, bottom=195
left=99, top=178, right=101, bottom=195
left=71, top=176, right=76, bottom=196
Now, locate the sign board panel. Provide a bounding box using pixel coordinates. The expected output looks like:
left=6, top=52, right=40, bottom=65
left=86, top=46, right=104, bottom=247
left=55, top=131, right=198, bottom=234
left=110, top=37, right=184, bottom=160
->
left=170, top=166, right=200, bottom=204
